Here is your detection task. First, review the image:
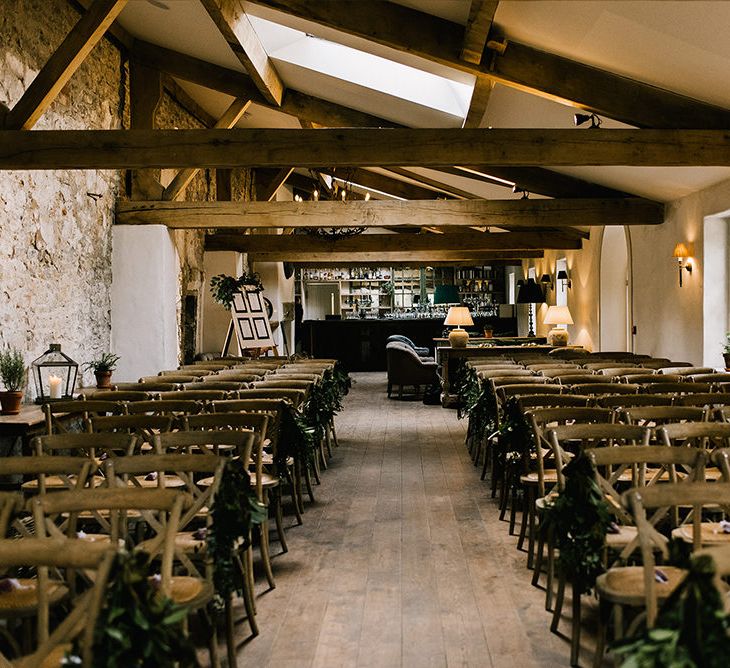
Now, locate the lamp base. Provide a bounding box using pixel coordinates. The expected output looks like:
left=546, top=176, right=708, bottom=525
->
left=449, top=327, right=469, bottom=348
left=547, top=327, right=569, bottom=347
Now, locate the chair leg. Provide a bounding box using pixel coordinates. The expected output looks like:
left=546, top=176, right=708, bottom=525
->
left=593, top=598, right=608, bottom=668
left=398, top=385, right=403, bottom=399
left=235, top=551, right=258, bottom=637
left=199, top=608, right=220, bottom=668
left=532, top=521, right=546, bottom=587
left=287, top=463, right=304, bottom=524
left=387, top=381, right=392, bottom=398
left=570, top=581, right=581, bottom=667
left=324, top=426, right=333, bottom=459
left=545, top=528, right=556, bottom=612
left=274, top=488, right=289, bottom=553
left=329, top=419, right=339, bottom=447
left=304, top=459, right=317, bottom=502
left=551, top=573, right=565, bottom=634
left=258, top=494, right=276, bottom=590
left=319, top=435, right=328, bottom=471
left=224, top=596, right=238, bottom=665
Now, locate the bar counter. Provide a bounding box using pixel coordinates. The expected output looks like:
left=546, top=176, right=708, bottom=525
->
left=302, top=316, right=517, bottom=371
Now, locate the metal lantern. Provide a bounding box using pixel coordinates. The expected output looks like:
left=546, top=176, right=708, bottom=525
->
left=31, top=343, right=78, bottom=404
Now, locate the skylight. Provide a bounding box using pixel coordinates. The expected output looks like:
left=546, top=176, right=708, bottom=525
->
left=248, top=15, right=474, bottom=120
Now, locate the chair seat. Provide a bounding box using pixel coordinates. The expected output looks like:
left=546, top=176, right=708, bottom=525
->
left=130, top=474, right=186, bottom=489
left=166, top=576, right=214, bottom=609
left=520, top=471, right=559, bottom=485
left=595, top=566, right=686, bottom=606
left=605, top=525, right=638, bottom=548
left=672, top=522, right=730, bottom=545
left=174, top=531, right=206, bottom=553
left=0, top=579, right=67, bottom=617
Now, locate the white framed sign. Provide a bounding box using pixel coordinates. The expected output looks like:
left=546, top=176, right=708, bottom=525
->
left=231, top=289, right=275, bottom=350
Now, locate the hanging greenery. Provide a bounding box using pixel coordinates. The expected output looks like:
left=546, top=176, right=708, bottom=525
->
left=331, top=362, right=352, bottom=396
left=303, top=376, right=344, bottom=443
left=612, top=544, right=730, bottom=667
left=542, top=451, right=613, bottom=595
left=278, top=401, right=317, bottom=470
left=209, top=270, right=264, bottom=310
left=85, top=550, right=198, bottom=668
left=494, top=396, right=533, bottom=482
left=206, top=458, right=266, bottom=606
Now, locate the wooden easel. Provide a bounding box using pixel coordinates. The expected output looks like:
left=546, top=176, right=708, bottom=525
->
left=221, top=320, right=279, bottom=357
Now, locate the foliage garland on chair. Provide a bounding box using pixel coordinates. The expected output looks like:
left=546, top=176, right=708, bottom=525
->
left=278, top=401, right=317, bottom=471
left=303, top=375, right=344, bottom=444
left=612, top=543, right=730, bottom=667
left=457, top=371, right=498, bottom=448
left=494, top=396, right=533, bottom=487
left=68, top=550, right=199, bottom=667
left=542, top=451, right=612, bottom=595
left=206, top=458, right=267, bottom=607
left=331, top=362, right=352, bottom=396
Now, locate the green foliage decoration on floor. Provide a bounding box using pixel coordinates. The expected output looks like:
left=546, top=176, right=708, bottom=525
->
left=542, top=452, right=612, bottom=595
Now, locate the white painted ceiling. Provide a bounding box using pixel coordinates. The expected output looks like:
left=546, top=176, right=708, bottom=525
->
left=114, top=0, right=730, bottom=203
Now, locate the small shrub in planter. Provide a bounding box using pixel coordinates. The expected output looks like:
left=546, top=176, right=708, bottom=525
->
left=0, top=348, right=26, bottom=415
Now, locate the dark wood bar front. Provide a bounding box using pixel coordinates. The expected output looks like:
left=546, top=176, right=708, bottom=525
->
left=302, top=316, right=518, bottom=371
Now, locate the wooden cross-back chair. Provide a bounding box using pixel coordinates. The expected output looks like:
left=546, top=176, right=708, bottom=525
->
left=139, top=374, right=198, bottom=384
left=178, top=415, right=284, bottom=587
left=625, top=373, right=682, bottom=384
left=83, top=390, right=152, bottom=402
left=33, top=432, right=137, bottom=459
left=567, top=382, right=638, bottom=397
left=159, top=368, right=214, bottom=378
left=642, top=382, right=714, bottom=395
left=660, top=366, right=715, bottom=376
left=114, top=382, right=176, bottom=392
left=518, top=408, right=614, bottom=573
left=86, top=414, right=173, bottom=452
left=0, top=538, right=116, bottom=667
left=673, top=393, right=730, bottom=408
left=477, top=368, right=533, bottom=379
left=538, top=368, right=592, bottom=378
left=525, top=363, right=580, bottom=371
left=582, top=362, right=638, bottom=372
left=125, top=399, right=205, bottom=418
left=156, top=389, right=229, bottom=402
left=235, top=388, right=307, bottom=409
left=557, top=374, right=613, bottom=386
left=42, top=400, right=124, bottom=435
left=204, top=372, right=261, bottom=383
left=179, top=363, right=232, bottom=371
left=183, top=381, right=249, bottom=392
left=597, top=367, right=646, bottom=377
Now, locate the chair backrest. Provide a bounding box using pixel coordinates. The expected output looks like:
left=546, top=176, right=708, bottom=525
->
left=235, top=388, right=306, bottom=408
left=252, top=379, right=313, bottom=390
left=621, top=406, right=707, bottom=428
left=557, top=374, right=612, bottom=385
left=0, top=537, right=116, bottom=658
left=491, top=376, right=549, bottom=388
left=0, top=455, right=96, bottom=498
left=516, top=394, right=591, bottom=410
left=525, top=363, right=579, bottom=371
left=625, top=482, right=730, bottom=627
left=86, top=390, right=152, bottom=402
left=478, top=368, right=533, bottom=379
left=182, top=381, right=248, bottom=391
left=33, top=432, right=138, bottom=459
left=157, top=389, right=229, bottom=401
left=497, top=383, right=563, bottom=402
left=125, top=399, right=205, bottom=416
left=641, top=382, right=714, bottom=394
left=43, top=400, right=124, bottom=435
left=525, top=407, right=613, bottom=496
left=676, top=394, right=730, bottom=408
left=548, top=423, right=651, bottom=490
left=583, top=362, right=638, bottom=371
left=565, top=382, right=636, bottom=396
left=660, top=366, right=715, bottom=376
left=179, top=363, right=232, bottom=371
left=114, top=382, right=176, bottom=392
left=139, top=374, right=198, bottom=384
left=628, top=374, right=683, bottom=384
left=597, top=394, right=674, bottom=409
left=597, top=367, right=644, bottom=377
left=159, top=368, right=214, bottom=378
left=203, top=372, right=261, bottom=383
left=657, top=422, right=730, bottom=451
left=87, top=414, right=173, bottom=450
left=30, top=488, right=192, bottom=595
left=156, top=427, right=256, bottom=459
left=538, top=367, right=592, bottom=378
left=688, top=373, right=730, bottom=384
left=269, top=372, right=321, bottom=381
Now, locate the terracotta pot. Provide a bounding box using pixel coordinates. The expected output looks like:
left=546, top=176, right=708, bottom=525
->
left=95, top=371, right=113, bottom=389
left=724, top=353, right=730, bottom=371
left=0, top=391, right=23, bottom=415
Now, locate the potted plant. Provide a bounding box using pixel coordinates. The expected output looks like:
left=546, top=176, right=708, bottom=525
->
left=84, top=353, right=120, bottom=389
left=0, top=347, right=26, bottom=415
left=724, top=333, right=730, bottom=369
left=210, top=270, right=263, bottom=310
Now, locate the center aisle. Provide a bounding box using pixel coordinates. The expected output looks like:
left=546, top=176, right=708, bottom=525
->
left=240, top=371, right=566, bottom=667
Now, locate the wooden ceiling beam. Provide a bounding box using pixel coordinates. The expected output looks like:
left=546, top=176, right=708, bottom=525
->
left=116, top=197, right=663, bottom=229
left=5, top=127, right=730, bottom=170
left=384, top=167, right=475, bottom=200
left=130, top=40, right=397, bottom=129
left=200, top=0, right=284, bottom=106
left=461, top=0, right=499, bottom=64
left=463, top=78, right=493, bottom=129
left=247, top=0, right=730, bottom=129
left=162, top=98, right=251, bottom=201
left=206, top=230, right=582, bottom=253
left=4, top=0, right=128, bottom=130
left=317, top=168, right=444, bottom=200
left=256, top=166, right=296, bottom=201
left=241, top=250, right=544, bottom=262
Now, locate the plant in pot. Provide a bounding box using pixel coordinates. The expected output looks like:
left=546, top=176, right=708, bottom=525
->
left=84, top=353, right=120, bottom=389
left=210, top=270, right=264, bottom=310
left=724, top=333, right=730, bottom=370
left=0, top=348, right=26, bottom=415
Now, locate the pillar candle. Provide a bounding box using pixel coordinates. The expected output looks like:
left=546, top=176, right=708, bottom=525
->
left=49, top=374, right=62, bottom=399
left=331, top=293, right=335, bottom=314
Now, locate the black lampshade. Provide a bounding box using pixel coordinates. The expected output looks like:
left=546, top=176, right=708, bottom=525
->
left=557, top=270, right=569, bottom=281
left=516, top=278, right=546, bottom=304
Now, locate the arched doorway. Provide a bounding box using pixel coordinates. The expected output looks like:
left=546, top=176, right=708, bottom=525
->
left=599, top=226, right=631, bottom=352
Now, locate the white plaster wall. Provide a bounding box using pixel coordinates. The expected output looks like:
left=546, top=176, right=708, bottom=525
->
left=201, top=251, right=242, bottom=355
left=703, top=216, right=728, bottom=368
left=256, top=262, right=295, bottom=354
left=599, top=226, right=630, bottom=352
left=111, top=226, right=180, bottom=382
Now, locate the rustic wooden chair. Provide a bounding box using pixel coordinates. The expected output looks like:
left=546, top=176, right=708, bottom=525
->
left=597, top=394, right=674, bottom=410
left=87, top=414, right=173, bottom=452
left=183, top=381, right=249, bottom=392
left=0, top=538, right=116, bottom=667
left=159, top=368, right=214, bottom=378
left=583, top=362, right=638, bottom=372
left=82, top=390, right=152, bottom=402
left=660, top=366, right=715, bottom=376
left=235, top=388, right=307, bottom=409
left=625, top=373, right=682, bottom=384
left=687, top=372, right=730, bottom=384
left=539, top=368, right=594, bottom=378
left=106, top=453, right=258, bottom=653
left=114, top=381, right=177, bottom=392
left=179, top=363, right=233, bottom=371
left=42, top=399, right=124, bottom=435
left=566, top=382, right=638, bottom=396
left=557, top=374, right=614, bottom=386
left=125, top=399, right=205, bottom=420
left=477, top=368, right=534, bottom=379
left=641, top=382, right=714, bottom=394
left=203, top=372, right=261, bottom=383
left=620, top=406, right=708, bottom=441
left=674, top=393, right=730, bottom=408
left=180, top=415, right=282, bottom=589
left=525, top=363, right=580, bottom=371
left=156, top=389, right=229, bottom=402
left=598, top=367, right=646, bottom=377
left=139, top=374, right=199, bottom=384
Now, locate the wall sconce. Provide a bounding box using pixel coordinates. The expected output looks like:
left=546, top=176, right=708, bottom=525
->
left=540, top=273, right=553, bottom=291
left=557, top=269, right=572, bottom=289
left=673, top=242, right=693, bottom=287
left=512, top=185, right=530, bottom=199
left=574, top=112, right=602, bottom=128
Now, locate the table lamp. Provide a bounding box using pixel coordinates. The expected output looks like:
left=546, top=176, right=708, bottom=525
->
left=543, top=305, right=574, bottom=346
left=444, top=306, right=474, bottom=347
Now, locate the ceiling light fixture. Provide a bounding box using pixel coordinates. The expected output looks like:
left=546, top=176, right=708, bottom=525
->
left=574, top=112, right=602, bottom=128
left=512, top=185, right=530, bottom=199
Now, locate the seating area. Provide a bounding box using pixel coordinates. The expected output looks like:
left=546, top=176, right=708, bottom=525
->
left=456, top=349, right=730, bottom=666
left=0, top=357, right=349, bottom=666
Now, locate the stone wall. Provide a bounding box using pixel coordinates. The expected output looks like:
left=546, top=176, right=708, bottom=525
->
left=0, top=0, right=251, bottom=392
left=0, top=0, right=122, bottom=391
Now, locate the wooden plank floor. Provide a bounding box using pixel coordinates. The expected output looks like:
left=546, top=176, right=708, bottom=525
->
left=234, top=372, right=576, bottom=667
